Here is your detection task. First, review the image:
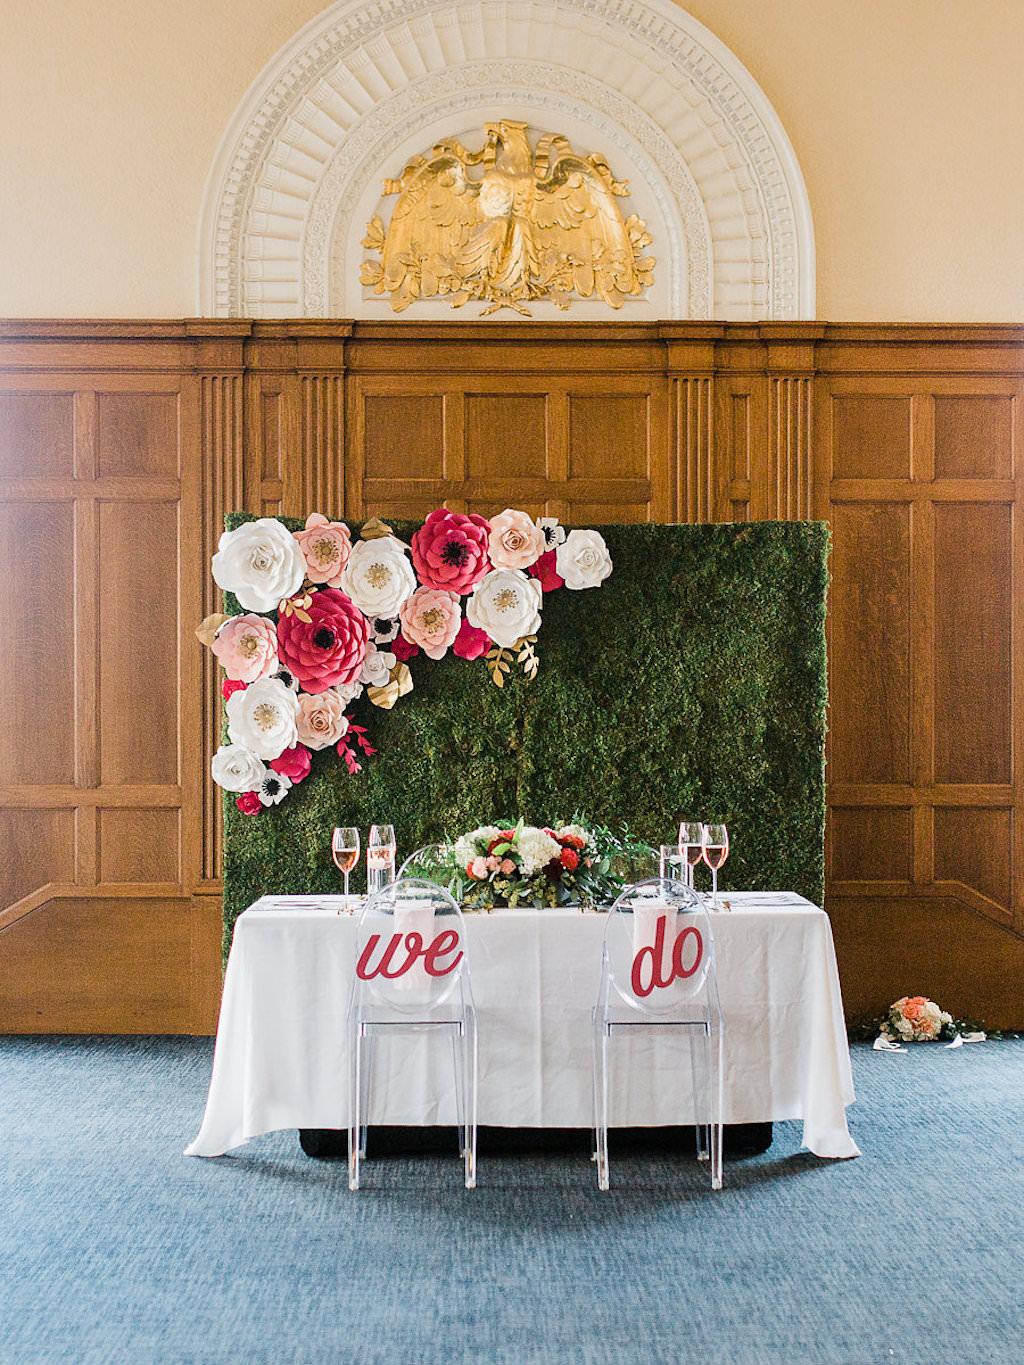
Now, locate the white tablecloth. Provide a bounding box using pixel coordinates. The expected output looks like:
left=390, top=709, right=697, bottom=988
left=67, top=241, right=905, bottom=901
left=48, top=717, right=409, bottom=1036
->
left=186, top=892, right=860, bottom=1160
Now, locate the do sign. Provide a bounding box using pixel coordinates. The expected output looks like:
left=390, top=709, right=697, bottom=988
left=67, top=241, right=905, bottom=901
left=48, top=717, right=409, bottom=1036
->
left=631, top=915, right=703, bottom=998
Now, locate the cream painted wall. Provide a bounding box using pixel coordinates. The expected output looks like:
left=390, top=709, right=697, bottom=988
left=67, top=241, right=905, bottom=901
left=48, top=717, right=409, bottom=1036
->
left=0, top=0, right=1019, bottom=320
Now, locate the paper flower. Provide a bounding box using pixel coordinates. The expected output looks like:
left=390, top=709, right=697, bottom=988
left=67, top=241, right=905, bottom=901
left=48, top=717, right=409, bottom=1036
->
left=399, top=587, right=461, bottom=660
left=452, top=617, right=491, bottom=661
left=269, top=744, right=312, bottom=784
left=236, top=791, right=261, bottom=816
left=293, top=513, right=352, bottom=587
left=339, top=536, right=417, bottom=618
left=527, top=550, right=564, bottom=593
left=296, top=688, right=350, bottom=750
left=211, top=613, right=279, bottom=683
left=411, top=509, right=491, bottom=594
left=555, top=528, right=613, bottom=590
left=225, top=676, right=300, bottom=760
left=392, top=635, right=419, bottom=661
left=212, top=518, right=306, bottom=612
left=221, top=678, right=246, bottom=701
left=359, top=643, right=397, bottom=687
left=466, top=568, right=542, bottom=648
left=536, top=516, right=566, bottom=549
left=487, top=508, right=546, bottom=571
left=276, top=587, right=369, bottom=694
left=211, top=743, right=267, bottom=793
left=370, top=616, right=401, bottom=644
left=258, top=769, right=292, bottom=806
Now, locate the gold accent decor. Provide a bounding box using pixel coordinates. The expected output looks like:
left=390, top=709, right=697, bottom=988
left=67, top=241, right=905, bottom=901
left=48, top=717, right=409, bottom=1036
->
left=367, top=661, right=414, bottom=710
left=361, top=120, right=655, bottom=316
left=195, top=613, right=230, bottom=647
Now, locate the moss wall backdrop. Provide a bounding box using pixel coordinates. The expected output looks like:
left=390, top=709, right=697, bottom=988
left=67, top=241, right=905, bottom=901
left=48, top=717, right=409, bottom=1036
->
left=221, top=519, right=829, bottom=953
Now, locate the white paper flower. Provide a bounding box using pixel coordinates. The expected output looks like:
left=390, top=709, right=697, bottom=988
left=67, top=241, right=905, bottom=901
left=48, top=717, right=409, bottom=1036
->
left=210, top=744, right=267, bottom=793
left=555, top=528, right=613, bottom=590
left=258, top=769, right=292, bottom=806
left=339, top=536, right=416, bottom=619
left=517, top=826, right=561, bottom=876
left=333, top=677, right=365, bottom=707
left=360, top=643, right=397, bottom=687
left=370, top=615, right=401, bottom=644
left=466, top=569, right=543, bottom=648
left=536, top=516, right=567, bottom=549
left=212, top=518, right=306, bottom=613
left=226, top=676, right=300, bottom=760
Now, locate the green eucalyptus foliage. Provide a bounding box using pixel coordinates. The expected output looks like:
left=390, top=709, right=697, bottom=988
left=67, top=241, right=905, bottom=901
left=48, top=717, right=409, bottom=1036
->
left=221, top=516, right=828, bottom=961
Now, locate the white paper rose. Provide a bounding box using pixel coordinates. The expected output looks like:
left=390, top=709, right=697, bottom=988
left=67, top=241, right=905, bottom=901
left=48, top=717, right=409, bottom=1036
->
left=212, top=518, right=306, bottom=613
left=466, top=569, right=543, bottom=648
left=360, top=643, right=397, bottom=687
left=339, top=536, right=416, bottom=619
left=210, top=744, right=267, bottom=793
left=226, top=676, right=300, bottom=760
left=555, top=528, right=613, bottom=590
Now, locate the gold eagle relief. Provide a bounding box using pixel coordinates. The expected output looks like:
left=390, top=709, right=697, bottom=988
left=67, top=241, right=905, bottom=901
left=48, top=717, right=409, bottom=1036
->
left=360, top=120, right=655, bottom=315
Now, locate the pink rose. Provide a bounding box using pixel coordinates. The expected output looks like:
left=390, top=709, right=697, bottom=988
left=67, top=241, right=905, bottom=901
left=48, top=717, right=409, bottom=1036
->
left=488, top=508, right=545, bottom=570
left=277, top=588, right=369, bottom=694
left=485, top=855, right=500, bottom=872
left=392, top=635, right=420, bottom=662
left=469, top=856, right=489, bottom=879
left=296, top=688, right=350, bottom=750
left=411, top=509, right=491, bottom=594
left=500, top=858, right=516, bottom=875
left=293, top=513, right=352, bottom=587
left=528, top=550, right=565, bottom=593
left=212, top=614, right=279, bottom=683
left=235, top=791, right=261, bottom=815
left=398, top=587, right=461, bottom=660
left=269, top=743, right=312, bottom=784
left=452, top=618, right=491, bottom=661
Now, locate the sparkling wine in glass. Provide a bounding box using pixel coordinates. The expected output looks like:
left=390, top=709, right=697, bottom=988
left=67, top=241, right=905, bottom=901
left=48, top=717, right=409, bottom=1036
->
left=702, top=823, right=729, bottom=910
left=367, top=823, right=396, bottom=896
left=678, top=821, right=704, bottom=891
left=331, top=826, right=360, bottom=906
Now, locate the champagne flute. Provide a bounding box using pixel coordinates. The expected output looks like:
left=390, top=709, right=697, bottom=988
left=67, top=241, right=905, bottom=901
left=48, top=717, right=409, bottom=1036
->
left=331, top=826, right=360, bottom=907
left=678, top=821, right=704, bottom=891
left=702, top=823, right=729, bottom=910
left=367, top=823, right=396, bottom=896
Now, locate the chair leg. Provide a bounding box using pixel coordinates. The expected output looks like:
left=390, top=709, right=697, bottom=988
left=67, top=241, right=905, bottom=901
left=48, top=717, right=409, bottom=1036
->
left=593, top=1020, right=611, bottom=1191
left=690, top=1026, right=710, bottom=1161
left=359, top=1029, right=371, bottom=1161
left=463, top=1010, right=478, bottom=1190
left=710, top=1023, right=723, bottom=1190
left=451, top=1025, right=466, bottom=1159
left=349, top=1023, right=363, bottom=1191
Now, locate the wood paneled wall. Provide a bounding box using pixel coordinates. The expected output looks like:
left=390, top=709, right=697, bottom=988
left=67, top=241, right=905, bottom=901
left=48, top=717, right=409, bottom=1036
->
left=1, top=320, right=1022, bottom=1031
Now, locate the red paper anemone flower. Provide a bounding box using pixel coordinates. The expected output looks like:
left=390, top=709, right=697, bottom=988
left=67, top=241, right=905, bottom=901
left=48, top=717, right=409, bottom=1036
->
left=276, top=588, right=369, bottom=694
left=411, top=509, right=491, bottom=594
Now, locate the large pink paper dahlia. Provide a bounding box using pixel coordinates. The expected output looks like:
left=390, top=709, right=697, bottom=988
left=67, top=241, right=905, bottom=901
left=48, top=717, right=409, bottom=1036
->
left=276, top=588, right=369, bottom=694
left=411, top=509, right=491, bottom=594
left=399, top=587, right=461, bottom=660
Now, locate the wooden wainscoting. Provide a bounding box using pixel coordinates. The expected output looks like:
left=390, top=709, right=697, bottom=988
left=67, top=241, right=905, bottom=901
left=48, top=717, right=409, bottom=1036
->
left=1, top=320, right=1022, bottom=1031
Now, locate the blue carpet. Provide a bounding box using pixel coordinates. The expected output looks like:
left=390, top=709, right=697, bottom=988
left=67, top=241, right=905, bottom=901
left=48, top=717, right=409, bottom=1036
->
left=0, top=1035, right=1021, bottom=1364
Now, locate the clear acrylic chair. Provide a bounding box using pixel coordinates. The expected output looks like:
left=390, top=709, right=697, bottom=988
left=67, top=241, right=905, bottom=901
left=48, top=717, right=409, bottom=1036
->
left=347, top=876, right=478, bottom=1190
left=592, top=877, right=723, bottom=1190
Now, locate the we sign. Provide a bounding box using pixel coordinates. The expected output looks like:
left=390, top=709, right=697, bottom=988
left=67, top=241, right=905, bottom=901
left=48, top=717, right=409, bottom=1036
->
left=631, top=915, right=703, bottom=998
left=357, top=929, right=463, bottom=981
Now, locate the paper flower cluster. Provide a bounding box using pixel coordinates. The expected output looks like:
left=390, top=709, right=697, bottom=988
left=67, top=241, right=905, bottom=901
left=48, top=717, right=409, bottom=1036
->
left=203, top=510, right=612, bottom=812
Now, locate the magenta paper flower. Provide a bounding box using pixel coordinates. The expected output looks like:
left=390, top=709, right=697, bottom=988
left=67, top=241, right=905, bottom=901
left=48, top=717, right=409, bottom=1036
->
left=399, top=587, right=461, bottom=660
left=212, top=613, right=279, bottom=683
left=411, top=509, right=491, bottom=594
left=269, top=744, right=312, bottom=784
left=293, top=513, right=352, bottom=587
left=488, top=508, right=545, bottom=570
left=452, top=617, right=491, bottom=661
left=528, top=549, right=565, bottom=593
left=276, top=588, right=369, bottom=694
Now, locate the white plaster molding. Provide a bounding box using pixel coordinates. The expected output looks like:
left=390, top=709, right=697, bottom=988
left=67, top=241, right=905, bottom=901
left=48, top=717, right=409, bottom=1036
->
left=198, top=0, right=815, bottom=320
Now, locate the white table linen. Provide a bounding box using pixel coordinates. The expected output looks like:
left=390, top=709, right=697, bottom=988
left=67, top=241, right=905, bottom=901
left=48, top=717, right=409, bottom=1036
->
left=186, top=891, right=860, bottom=1161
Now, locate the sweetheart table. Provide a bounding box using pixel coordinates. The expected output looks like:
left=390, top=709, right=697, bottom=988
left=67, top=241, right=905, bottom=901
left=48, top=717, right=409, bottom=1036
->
left=186, top=891, right=859, bottom=1160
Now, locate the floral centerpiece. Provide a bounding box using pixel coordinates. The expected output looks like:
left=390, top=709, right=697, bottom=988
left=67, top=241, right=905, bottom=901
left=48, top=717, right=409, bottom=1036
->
left=423, top=820, right=653, bottom=909
left=880, top=996, right=956, bottom=1043
left=200, top=510, right=613, bottom=814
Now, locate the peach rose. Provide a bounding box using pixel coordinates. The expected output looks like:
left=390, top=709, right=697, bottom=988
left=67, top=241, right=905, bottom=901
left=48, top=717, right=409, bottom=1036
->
left=212, top=614, right=279, bottom=683
left=487, top=508, right=545, bottom=571
left=398, top=586, right=461, bottom=660
left=296, top=687, right=350, bottom=751
left=293, top=513, right=352, bottom=587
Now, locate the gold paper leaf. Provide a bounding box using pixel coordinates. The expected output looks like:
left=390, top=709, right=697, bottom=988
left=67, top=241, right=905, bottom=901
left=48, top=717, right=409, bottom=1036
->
left=195, top=613, right=230, bottom=648
left=389, top=661, right=413, bottom=697
left=367, top=680, right=400, bottom=710
left=294, top=610, right=312, bottom=624
left=360, top=516, right=395, bottom=540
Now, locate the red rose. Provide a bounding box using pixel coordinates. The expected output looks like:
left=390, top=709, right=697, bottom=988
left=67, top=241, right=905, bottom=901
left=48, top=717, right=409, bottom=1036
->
left=411, top=509, right=491, bottom=594
left=452, top=617, right=491, bottom=661
left=528, top=549, right=564, bottom=592
left=270, top=743, right=312, bottom=784
left=276, top=588, right=369, bottom=694
left=560, top=833, right=585, bottom=851
left=236, top=791, right=261, bottom=815
left=392, top=633, right=420, bottom=662
left=222, top=678, right=247, bottom=700
left=560, top=847, right=579, bottom=870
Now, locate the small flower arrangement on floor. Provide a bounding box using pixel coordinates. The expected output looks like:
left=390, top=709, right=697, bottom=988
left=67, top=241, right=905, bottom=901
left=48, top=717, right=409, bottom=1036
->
left=880, top=996, right=956, bottom=1042
left=430, top=819, right=653, bottom=909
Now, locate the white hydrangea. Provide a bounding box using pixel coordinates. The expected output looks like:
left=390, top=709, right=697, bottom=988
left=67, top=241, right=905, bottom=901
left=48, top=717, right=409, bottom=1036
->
left=517, top=826, right=561, bottom=876
left=556, top=824, right=589, bottom=847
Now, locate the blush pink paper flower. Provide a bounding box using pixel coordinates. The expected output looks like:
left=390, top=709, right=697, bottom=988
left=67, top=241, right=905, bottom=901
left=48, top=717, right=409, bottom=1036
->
left=296, top=688, right=350, bottom=750
left=276, top=588, right=369, bottom=694
left=293, top=513, right=352, bottom=587
left=488, top=508, right=545, bottom=570
left=269, top=743, right=312, bottom=784
left=398, top=587, right=461, bottom=660
left=411, top=509, right=491, bottom=594
left=212, top=613, right=279, bottom=683
left=452, top=617, right=491, bottom=661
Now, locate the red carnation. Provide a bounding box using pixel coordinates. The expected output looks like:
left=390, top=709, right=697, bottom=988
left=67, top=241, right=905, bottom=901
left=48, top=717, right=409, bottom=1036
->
left=528, top=549, right=564, bottom=592
left=560, top=847, right=579, bottom=871
left=270, top=744, right=312, bottom=784
left=452, top=617, right=491, bottom=661
left=392, top=634, right=420, bottom=662
left=236, top=791, right=261, bottom=816
left=411, top=509, right=491, bottom=594
left=276, top=588, right=369, bottom=694
left=222, top=678, right=247, bottom=700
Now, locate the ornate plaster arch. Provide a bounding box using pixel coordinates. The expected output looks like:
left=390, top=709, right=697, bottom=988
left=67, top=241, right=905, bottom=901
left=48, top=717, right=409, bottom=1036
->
left=199, top=0, right=814, bottom=319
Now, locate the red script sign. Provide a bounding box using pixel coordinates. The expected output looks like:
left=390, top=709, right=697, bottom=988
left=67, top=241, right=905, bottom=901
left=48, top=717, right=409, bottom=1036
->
left=631, top=915, right=703, bottom=998
left=357, top=929, right=463, bottom=981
